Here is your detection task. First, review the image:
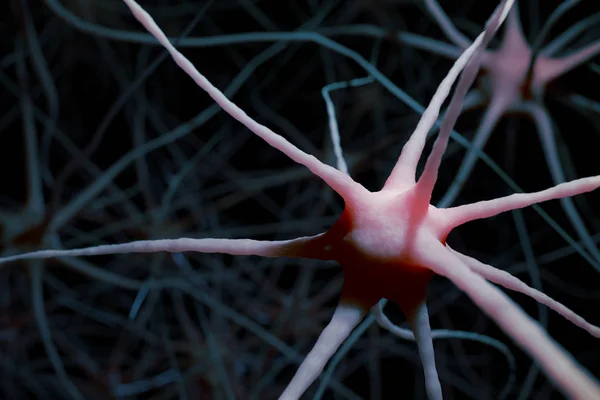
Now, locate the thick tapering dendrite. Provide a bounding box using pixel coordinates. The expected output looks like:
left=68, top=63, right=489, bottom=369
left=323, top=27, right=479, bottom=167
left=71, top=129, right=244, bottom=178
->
left=373, top=298, right=517, bottom=396
left=278, top=304, right=365, bottom=400
left=2, top=0, right=600, bottom=399
left=409, top=302, right=442, bottom=400
left=0, top=234, right=332, bottom=264
left=120, top=0, right=367, bottom=205
left=427, top=2, right=600, bottom=265
left=442, top=175, right=600, bottom=228
left=412, top=239, right=600, bottom=399
left=437, top=91, right=513, bottom=207
left=384, top=0, right=512, bottom=192
left=448, top=247, right=600, bottom=338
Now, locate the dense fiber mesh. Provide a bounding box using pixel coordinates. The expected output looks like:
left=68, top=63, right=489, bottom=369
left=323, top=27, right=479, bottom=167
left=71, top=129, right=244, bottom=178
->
left=0, top=0, right=599, bottom=399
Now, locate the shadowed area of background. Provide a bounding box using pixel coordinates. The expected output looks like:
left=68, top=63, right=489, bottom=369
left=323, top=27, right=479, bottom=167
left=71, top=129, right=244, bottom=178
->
left=0, top=0, right=599, bottom=398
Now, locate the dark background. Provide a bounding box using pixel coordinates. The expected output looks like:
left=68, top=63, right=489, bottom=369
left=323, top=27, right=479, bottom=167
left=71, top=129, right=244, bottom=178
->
left=1, top=0, right=599, bottom=399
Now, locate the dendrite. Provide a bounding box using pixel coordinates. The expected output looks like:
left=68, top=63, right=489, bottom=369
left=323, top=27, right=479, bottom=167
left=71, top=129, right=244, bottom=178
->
left=2, top=1, right=600, bottom=399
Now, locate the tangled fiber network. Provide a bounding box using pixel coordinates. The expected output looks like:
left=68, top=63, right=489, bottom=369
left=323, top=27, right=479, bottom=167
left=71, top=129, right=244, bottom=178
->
left=1, top=0, right=600, bottom=399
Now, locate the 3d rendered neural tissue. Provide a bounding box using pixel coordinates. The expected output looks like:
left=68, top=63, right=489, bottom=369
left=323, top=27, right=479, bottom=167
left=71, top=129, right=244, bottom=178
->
left=1, top=1, right=599, bottom=399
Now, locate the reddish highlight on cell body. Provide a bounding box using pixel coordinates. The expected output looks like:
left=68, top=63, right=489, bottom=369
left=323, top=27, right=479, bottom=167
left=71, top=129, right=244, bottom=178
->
left=1, top=0, right=599, bottom=399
